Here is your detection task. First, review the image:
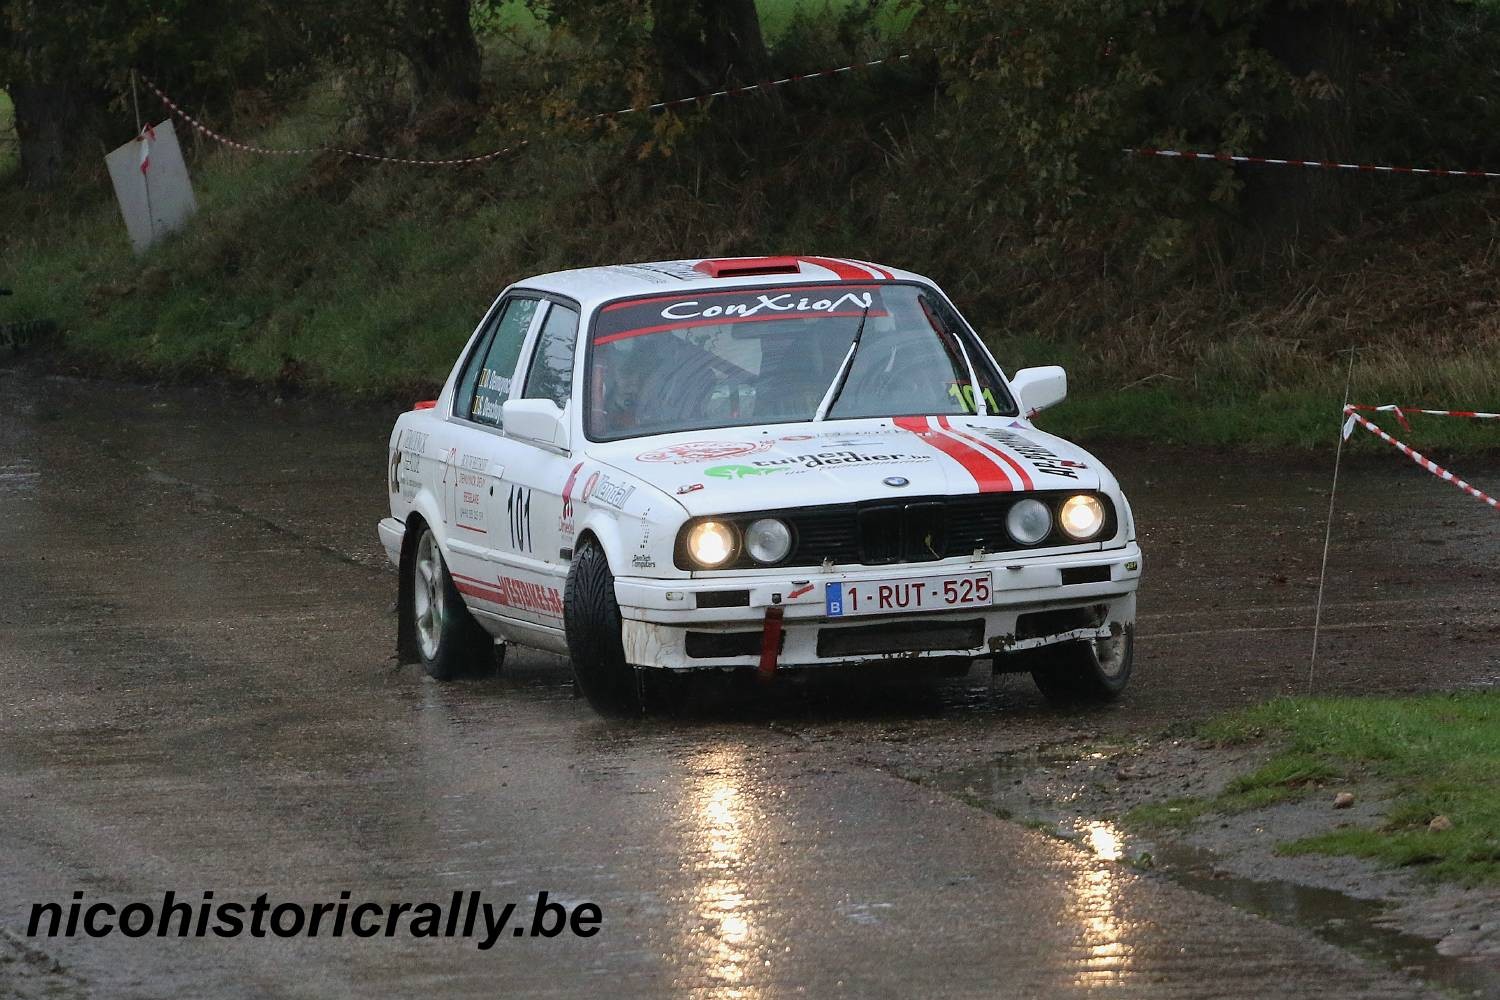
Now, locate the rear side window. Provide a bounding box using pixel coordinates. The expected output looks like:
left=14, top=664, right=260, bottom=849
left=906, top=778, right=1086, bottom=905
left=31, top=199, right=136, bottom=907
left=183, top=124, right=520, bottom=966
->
left=521, top=303, right=580, bottom=408
left=454, top=296, right=540, bottom=426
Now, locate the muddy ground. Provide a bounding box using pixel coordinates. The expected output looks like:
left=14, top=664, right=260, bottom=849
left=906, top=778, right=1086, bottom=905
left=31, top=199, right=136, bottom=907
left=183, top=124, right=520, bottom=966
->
left=1, top=365, right=1497, bottom=998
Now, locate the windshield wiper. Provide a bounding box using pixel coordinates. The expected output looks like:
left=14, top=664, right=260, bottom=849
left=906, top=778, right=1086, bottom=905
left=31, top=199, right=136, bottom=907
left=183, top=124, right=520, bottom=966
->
left=813, top=306, right=870, bottom=421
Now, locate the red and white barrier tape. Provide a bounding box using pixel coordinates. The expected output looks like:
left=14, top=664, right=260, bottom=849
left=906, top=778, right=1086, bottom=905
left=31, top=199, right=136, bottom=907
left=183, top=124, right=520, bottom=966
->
left=1132, top=147, right=1500, bottom=181
left=1342, top=406, right=1498, bottom=512
left=588, top=53, right=912, bottom=121
left=1344, top=403, right=1500, bottom=420
left=139, top=54, right=909, bottom=167
left=140, top=75, right=527, bottom=165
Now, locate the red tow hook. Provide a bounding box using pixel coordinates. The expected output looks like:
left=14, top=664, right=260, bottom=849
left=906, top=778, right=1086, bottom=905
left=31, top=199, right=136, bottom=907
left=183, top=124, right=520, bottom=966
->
left=758, top=604, right=785, bottom=680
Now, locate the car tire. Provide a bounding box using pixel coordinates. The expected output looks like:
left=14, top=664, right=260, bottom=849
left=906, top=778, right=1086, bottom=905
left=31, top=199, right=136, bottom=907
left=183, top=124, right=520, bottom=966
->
left=563, top=539, right=642, bottom=716
left=400, top=523, right=495, bottom=681
left=1029, top=626, right=1134, bottom=704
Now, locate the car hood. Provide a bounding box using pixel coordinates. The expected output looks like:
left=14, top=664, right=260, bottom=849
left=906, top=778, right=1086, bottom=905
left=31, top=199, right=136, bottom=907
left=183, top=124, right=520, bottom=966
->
left=583, top=416, right=1104, bottom=516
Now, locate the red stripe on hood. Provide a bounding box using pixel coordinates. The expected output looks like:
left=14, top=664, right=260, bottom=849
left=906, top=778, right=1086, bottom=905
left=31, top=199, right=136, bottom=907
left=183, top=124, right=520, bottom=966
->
left=935, top=417, right=1035, bottom=491
left=893, top=417, right=1015, bottom=492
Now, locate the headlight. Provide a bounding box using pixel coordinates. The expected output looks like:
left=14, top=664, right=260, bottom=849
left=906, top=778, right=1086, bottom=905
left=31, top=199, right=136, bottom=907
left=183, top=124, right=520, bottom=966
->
left=1059, top=494, right=1105, bottom=541
left=1005, top=498, right=1052, bottom=546
left=745, top=518, right=792, bottom=564
left=687, top=521, right=737, bottom=567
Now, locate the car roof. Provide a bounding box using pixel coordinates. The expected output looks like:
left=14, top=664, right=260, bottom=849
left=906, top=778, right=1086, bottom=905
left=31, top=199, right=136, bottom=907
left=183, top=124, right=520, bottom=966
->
left=513, top=256, right=938, bottom=313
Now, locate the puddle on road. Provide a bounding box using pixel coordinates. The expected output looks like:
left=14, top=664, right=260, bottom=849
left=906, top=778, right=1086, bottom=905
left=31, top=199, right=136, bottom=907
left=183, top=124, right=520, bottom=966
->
left=927, top=755, right=1498, bottom=998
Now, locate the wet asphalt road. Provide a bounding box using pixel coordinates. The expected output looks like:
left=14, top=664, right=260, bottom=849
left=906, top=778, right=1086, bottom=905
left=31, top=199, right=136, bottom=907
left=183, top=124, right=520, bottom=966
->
left=2, top=368, right=1497, bottom=998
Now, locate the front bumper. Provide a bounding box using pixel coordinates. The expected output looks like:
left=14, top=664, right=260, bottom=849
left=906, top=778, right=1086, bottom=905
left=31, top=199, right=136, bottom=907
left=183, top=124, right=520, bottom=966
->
left=614, top=544, right=1143, bottom=671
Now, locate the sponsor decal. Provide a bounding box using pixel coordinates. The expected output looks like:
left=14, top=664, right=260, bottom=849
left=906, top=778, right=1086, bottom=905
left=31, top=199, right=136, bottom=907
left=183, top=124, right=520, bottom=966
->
left=583, top=473, right=636, bottom=510
left=452, top=573, right=563, bottom=617
left=637, top=441, right=773, bottom=463
left=400, top=429, right=430, bottom=454
left=559, top=462, right=585, bottom=541
left=395, top=429, right=430, bottom=500
left=658, top=290, right=875, bottom=322
left=780, top=434, right=815, bottom=441
left=497, top=577, right=563, bottom=616
left=631, top=554, right=656, bottom=569
left=456, top=455, right=489, bottom=534
left=595, top=286, right=888, bottom=346
left=977, top=428, right=1086, bottom=480
left=746, top=450, right=933, bottom=472
left=706, top=464, right=785, bottom=480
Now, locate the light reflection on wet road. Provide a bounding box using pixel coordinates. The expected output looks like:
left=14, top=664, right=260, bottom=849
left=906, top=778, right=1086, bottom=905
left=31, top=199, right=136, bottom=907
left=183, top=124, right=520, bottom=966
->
left=4, top=369, right=1493, bottom=997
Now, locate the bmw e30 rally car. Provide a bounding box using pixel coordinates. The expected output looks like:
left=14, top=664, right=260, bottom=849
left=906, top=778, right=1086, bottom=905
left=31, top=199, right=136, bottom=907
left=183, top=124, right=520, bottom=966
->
left=379, top=256, right=1143, bottom=714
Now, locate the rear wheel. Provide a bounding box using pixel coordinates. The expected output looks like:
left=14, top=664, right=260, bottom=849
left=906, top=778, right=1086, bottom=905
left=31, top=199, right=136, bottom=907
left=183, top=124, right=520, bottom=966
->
left=402, top=525, right=495, bottom=680
left=563, top=540, right=642, bottom=716
left=1029, top=626, right=1134, bottom=704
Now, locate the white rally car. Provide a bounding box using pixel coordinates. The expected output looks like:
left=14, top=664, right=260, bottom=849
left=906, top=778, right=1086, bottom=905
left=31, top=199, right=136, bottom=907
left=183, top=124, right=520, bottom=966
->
left=379, top=256, right=1142, bottom=714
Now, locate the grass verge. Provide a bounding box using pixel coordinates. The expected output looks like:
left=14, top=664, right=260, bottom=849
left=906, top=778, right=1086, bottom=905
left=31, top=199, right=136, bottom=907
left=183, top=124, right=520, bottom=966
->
left=3, top=11, right=1499, bottom=450
left=1129, top=694, right=1500, bottom=885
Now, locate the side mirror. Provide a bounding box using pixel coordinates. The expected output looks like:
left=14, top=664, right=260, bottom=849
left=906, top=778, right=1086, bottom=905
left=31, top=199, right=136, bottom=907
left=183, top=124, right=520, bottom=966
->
left=502, top=398, right=570, bottom=451
left=1009, top=366, right=1067, bottom=417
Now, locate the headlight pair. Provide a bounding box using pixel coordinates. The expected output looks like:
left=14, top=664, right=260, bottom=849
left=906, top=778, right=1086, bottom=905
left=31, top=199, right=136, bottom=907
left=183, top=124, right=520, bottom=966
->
left=1005, top=494, right=1106, bottom=546
left=687, top=518, right=792, bottom=568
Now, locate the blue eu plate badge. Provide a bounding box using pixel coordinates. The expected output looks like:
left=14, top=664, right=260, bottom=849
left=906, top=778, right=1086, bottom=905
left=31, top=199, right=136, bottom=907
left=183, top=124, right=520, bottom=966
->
left=825, top=582, right=844, bottom=618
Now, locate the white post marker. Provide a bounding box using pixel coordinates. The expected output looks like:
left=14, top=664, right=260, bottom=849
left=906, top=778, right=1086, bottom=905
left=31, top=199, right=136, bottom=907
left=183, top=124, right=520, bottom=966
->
left=105, top=119, right=197, bottom=253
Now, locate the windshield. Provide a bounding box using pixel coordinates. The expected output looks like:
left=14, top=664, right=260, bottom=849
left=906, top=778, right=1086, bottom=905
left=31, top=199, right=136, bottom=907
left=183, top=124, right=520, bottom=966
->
left=586, top=283, right=1016, bottom=440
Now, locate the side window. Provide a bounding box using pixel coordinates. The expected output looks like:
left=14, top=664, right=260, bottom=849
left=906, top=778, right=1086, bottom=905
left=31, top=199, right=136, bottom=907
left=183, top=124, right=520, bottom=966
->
left=454, top=296, right=540, bottom=426
left=520, top=303, right=580, bottom=409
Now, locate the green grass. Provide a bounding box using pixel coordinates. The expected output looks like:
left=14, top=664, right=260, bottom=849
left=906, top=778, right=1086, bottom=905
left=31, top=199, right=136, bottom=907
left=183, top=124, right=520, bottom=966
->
left=1124, top=797, right=1213, bottom=830
left=1201, top=694, right=1500, bottom=884
left=0, top=91, right=16, bottom=181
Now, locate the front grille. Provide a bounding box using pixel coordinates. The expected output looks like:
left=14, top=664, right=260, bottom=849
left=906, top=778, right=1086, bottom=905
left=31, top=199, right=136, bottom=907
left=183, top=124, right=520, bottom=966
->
left=857, top=506, right=904, bottom=563
left=674, top=491, right=1116, bottom=571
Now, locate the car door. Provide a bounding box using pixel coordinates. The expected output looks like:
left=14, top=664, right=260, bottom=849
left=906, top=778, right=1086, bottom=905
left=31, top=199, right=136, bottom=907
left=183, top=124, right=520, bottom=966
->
left=442, top=293, right=545, bottom=606
left=481, top=298, right=583, bottom=629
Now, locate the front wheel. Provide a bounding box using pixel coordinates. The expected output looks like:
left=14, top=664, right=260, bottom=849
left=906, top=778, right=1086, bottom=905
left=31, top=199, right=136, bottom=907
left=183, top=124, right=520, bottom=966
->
left=563, top=540, right=642, bottom=716
left=1029, top=626, right=1134, bottom=704
left=401, top=524, right=495, bottom=680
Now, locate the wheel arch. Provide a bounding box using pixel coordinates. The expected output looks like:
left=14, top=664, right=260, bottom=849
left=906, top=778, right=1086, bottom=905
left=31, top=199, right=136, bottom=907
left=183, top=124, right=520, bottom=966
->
left=573, top=514, right=626, bottom=574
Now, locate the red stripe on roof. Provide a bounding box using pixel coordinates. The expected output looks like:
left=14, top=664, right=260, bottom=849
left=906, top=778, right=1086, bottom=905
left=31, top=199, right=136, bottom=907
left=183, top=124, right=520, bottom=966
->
left=847, top=258, right=895, bottom=280
left=798, top=256, right=873, bottom=280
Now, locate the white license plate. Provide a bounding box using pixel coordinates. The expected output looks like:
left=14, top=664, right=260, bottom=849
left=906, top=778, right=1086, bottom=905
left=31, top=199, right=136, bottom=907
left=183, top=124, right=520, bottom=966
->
left=824, top=572, right=993, bottom=618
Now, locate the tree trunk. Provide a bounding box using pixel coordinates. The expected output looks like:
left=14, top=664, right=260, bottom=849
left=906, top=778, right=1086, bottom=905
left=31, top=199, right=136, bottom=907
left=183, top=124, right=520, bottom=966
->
left=401, top=0, right=482, bottom=107
left=10, top=79, right=103, bottom=190
left=653, top=0, right=768, bottom=96
left=1245, top=1, right=1363, bottom=244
